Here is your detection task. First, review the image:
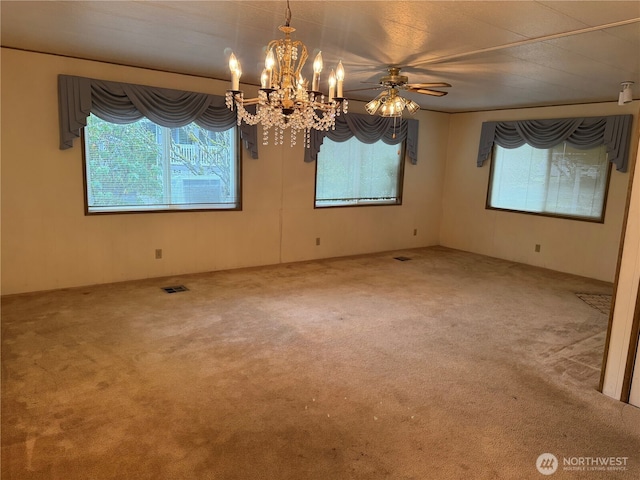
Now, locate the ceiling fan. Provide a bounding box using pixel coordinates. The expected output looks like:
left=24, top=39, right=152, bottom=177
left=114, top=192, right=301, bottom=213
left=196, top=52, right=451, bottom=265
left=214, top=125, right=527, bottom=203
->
left=349, top=67, right=451, bottom=117
left=346, top=17, right=638, bottom=117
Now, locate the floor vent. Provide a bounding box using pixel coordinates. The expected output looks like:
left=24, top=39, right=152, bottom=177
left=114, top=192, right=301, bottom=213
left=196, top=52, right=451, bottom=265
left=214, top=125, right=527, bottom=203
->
left=576, top=293, right=611, bottom=314
left=162, top=285, right=189, bottom=294
left=394, top=256, right=412, bottom=262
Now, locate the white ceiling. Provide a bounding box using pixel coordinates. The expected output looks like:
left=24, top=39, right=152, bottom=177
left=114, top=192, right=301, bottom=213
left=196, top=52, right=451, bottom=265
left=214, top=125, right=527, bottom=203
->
left=1, top=1, right=639, bottom=113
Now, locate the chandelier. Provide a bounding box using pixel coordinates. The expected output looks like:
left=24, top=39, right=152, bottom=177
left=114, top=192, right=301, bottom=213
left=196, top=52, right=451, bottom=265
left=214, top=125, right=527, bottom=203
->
left=225, top=0, right=348, bottom=147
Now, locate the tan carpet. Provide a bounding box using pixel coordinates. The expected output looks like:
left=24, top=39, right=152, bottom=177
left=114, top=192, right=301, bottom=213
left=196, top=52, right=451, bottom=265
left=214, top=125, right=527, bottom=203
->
left=2, top=246, right=639, bottom=479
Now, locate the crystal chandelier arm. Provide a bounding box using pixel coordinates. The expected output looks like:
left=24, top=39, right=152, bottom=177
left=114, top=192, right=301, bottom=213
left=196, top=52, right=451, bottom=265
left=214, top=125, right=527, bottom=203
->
left=238, top=97, right=260, bottom=106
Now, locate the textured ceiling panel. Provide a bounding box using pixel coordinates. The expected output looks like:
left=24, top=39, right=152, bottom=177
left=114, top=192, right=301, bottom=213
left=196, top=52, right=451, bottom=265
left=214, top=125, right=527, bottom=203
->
left=1, top=0, right=638, bottom=112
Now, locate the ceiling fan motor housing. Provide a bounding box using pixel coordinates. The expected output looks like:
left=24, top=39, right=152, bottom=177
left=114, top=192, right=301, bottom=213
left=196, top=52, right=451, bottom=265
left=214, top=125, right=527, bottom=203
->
left=380, top=67, right=408, bottom=87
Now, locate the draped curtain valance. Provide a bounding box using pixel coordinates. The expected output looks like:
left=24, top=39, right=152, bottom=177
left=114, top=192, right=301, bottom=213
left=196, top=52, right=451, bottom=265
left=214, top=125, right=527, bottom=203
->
left=58, top=75, right=259, bottom=158
left=305, top=114, right=419, bottom=164
left=477, top=115, right=633, bottom=172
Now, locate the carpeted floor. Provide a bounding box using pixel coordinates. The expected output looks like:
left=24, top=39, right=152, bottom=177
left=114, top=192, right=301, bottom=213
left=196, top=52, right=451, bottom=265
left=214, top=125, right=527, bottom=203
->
left=2, top=246, right=639, bottom=479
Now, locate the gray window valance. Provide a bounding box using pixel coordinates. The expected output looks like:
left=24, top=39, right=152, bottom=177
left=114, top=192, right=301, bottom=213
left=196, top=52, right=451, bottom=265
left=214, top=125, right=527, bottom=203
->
left=477, top=114, right=633, bottom=172
left=58, top=75, right=258, bottom=158
left=305, top=114, right=419, bottom=164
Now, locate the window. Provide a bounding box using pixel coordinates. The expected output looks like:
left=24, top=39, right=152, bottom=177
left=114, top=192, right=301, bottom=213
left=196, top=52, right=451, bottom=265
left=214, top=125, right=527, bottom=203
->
left=83, top=114, right=240, bottom=213
left=315, top=137, right=405, bottom=207
left=487, top=142, right=610, bottom=222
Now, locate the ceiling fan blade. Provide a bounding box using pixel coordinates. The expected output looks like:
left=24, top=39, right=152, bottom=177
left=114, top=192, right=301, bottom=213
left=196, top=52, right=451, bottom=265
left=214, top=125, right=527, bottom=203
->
left=406, top=87, right=449, bottom=97
left=406, top=82, right=452, bottom=89
left=344, top=86, right=383, bottom=93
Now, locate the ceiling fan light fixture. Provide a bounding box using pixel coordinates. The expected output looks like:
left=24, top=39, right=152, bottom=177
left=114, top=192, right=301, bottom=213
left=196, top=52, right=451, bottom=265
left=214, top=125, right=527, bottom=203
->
left=373, top=88, right=400, bottom=118
left=365, top=98, right=382, bottom=115
left=405, top=99, right=420, bottom=114
left=618, top=81, right=634, bottom=105
left=379, top=99, right=403, bottom=117
left=368, top=90, right=420, bottom=117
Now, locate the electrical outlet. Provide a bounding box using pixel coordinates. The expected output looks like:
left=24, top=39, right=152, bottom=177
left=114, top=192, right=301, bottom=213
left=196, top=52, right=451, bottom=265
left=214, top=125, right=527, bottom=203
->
left=316, top=237, right=321, bottom=246
left=535, top=244, right=541, bottom=253
left=155, top=249, right=163, bottom=259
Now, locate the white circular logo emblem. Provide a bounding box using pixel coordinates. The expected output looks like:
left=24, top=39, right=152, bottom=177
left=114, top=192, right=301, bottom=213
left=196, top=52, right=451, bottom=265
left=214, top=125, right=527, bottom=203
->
left=536, top=453, right=558, bottom=475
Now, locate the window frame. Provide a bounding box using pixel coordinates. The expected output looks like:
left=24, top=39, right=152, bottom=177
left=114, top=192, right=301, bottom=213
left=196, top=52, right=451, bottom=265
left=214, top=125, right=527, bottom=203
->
left=485, top=143, right=612, bottom=224
left=313, top=138, right=407, bottom=209
left=81, top=119, right=243, bottom=215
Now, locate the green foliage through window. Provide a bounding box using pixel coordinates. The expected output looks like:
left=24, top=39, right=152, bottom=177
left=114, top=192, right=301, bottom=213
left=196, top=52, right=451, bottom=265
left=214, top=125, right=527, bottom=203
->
left=83, top=115, right=239, bottom=213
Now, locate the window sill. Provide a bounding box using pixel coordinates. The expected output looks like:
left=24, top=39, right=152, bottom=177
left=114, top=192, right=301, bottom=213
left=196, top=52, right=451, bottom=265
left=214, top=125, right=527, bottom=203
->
left=86, top=203, right=241, bottom=215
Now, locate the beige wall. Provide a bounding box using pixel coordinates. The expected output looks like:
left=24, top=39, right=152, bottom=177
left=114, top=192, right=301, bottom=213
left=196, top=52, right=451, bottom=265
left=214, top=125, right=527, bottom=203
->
left=3, top=48, right=637, bottom=294
left=0, top=49, right=450, bottom=295
left=440, top=103, right=639, bottom=282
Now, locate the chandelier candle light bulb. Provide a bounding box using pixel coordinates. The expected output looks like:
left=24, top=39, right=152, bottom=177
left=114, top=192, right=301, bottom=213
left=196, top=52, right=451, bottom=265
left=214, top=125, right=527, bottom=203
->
left=328, top=69, right=336, bottom=101
left=312, top=52, right=323, bottom=91
left=336, top=61, right=344, bottom=97
left=296, top=74, right=306, bottom=100
left=260, top=69, right=269, bottom=89
left=265, top=49, right=275, bottom=88
left=229, top=53, right=241, bottom=90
